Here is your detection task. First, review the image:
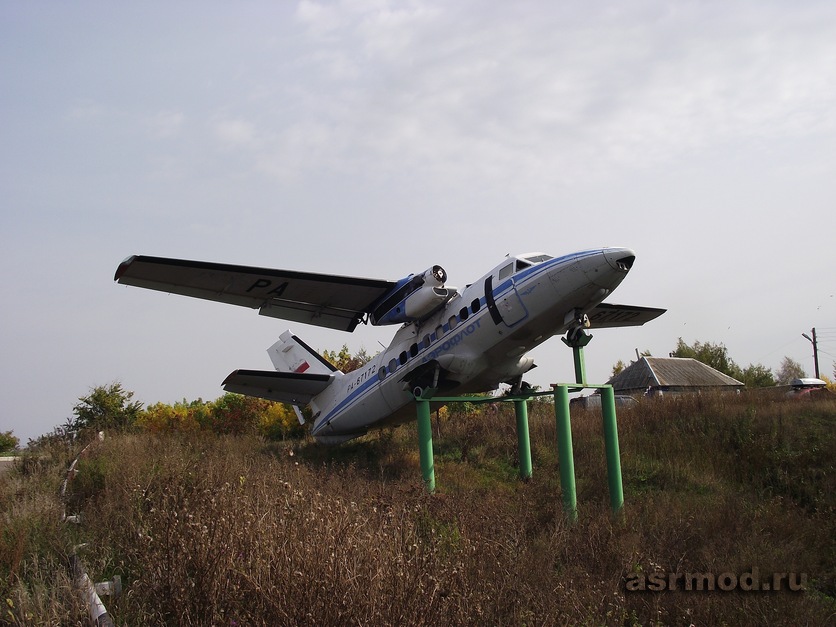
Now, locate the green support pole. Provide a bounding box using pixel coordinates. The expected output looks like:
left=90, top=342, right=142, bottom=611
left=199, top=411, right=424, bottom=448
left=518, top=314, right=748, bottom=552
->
left=514, top=399, right=533, bottom=480
left=600, top=386, right=624, bottom=514
left=554, top=385, right=578, bottom=522
left=416, top=399, right=435, bottom=493
left=572, top=345, right=587, bottom=386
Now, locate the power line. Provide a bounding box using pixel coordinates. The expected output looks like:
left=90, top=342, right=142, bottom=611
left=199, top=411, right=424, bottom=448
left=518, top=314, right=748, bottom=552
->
left=754, top=337, right=800, bottom=364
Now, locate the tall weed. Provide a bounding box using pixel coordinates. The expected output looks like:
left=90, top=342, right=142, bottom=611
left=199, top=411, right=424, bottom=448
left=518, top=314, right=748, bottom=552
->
left=7, top=395, right=835, bottom=624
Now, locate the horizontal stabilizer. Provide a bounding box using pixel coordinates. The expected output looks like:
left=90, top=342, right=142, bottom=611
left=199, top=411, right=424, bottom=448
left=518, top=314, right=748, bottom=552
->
left=588, top=303, right=666, bottom=328
left=222, top=370, right=333, bottom=404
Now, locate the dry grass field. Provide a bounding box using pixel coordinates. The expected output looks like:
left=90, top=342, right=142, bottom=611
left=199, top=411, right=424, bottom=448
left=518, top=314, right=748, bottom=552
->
left=2, top=393, right=835, bottom=625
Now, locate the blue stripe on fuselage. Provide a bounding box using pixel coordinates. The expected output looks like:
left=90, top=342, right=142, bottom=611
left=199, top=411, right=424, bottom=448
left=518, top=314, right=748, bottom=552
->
left=313, top=250, right=601, bottom=435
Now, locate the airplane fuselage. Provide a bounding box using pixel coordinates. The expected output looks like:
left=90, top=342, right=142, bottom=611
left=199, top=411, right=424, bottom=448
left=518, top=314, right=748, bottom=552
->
left=310, top=248, right=635, bottom=443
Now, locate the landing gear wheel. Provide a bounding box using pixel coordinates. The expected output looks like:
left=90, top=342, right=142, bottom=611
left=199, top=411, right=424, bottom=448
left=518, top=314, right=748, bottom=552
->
left=567, top=325, right=583, bottom=344
left=509, top=376, right=532, bottom=395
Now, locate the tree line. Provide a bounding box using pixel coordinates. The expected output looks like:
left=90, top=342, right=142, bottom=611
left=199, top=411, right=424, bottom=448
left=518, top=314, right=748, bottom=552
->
left=17, top=340, right=833, bottom=452
left=24, top=344, right=375, bottom=450
left=25, top=382, right=305, bottom=450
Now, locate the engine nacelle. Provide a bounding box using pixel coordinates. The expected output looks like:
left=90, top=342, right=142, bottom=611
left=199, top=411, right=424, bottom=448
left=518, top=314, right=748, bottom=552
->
left=402, top=285, right=455, bottom=320
left=370, top=265, right=457, bottom=325
left=421, top=265, right=447, bottom=288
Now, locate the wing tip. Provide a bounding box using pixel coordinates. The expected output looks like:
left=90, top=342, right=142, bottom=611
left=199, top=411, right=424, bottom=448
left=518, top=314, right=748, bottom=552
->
left=222, top=370, right=238, bottom=386
left=114, top=255, right=139, bottom=282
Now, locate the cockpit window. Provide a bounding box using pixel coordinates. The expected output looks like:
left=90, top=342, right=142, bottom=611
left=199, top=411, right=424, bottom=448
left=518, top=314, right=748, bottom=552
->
left=498, top=255, right=550, bottom=281
left=523, top=254, right=553, bottom=263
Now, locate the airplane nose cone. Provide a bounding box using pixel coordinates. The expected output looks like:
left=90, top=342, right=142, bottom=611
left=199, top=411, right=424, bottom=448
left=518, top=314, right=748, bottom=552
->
left=603, top=247, right=636, bottom=272
left=584, top=248, right=636, bottom=290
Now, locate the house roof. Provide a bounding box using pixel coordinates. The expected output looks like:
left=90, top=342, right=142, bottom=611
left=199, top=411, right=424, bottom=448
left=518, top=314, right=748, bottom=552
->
left=608, top=357, right=744, bottom=392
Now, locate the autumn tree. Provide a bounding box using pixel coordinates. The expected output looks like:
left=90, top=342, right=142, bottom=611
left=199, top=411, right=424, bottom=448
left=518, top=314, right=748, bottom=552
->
left=776, top=356, right=806, bottom=384
left=610, top=351, right=651, bottom=378
left=738, top=364, right=775, bottom=388
left=208, top=393, right=272, bottom=436
left=72, top=382, right=143, bottom=434
left=137, top=400, right=204, bottom=433
left=258, top=402, right=305, bottom=440
left=322, top=345, right=373, bottom=373
left=671, top=338, right=739, bottom=378
left=670, top=338, right=775, bottom=388
left=0, top=431, right=19, bottom=453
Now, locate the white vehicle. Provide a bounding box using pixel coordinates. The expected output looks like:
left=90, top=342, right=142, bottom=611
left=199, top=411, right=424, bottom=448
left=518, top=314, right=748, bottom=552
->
left=790, top=378, right=826, bottom=389
left=115, top=248, right=664, bottom=444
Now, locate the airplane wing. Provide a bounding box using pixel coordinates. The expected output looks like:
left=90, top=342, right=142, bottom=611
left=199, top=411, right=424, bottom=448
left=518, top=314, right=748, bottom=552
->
left=222, top=370, right=334, bottom=404
left=114, top=255, right=396, bottom=331
left=588, top=303, right=666, bottom=328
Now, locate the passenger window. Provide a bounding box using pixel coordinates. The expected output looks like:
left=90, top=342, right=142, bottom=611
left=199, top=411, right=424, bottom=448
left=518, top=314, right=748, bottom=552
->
left=410, top=343, right=418, bottom=358
left=471, top=298, right=480, bottom=314
left=399, top=351, right=408, bottom=365
left=423, top=334, right=431, bottom=348
left=435, top=325, right=443, bottom=339
left=459, top=307, right=469, bottom=321
left=498, top=262, right=514, bottom=280
left=378, top=367, right=387, bottom=381
left=388, top=358, right=398, bottom=372
left=449, top=315, right=458, bottom=330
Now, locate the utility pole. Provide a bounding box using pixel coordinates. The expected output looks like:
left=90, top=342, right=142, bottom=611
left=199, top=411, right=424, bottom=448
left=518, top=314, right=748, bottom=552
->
left=801, top=328, right=820, bottom=379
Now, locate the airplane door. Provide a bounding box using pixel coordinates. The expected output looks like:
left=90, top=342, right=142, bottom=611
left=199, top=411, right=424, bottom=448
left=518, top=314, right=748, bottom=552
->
left=485, top=274, right=528, bottom=327
left=497, top=281, right=528, bottom=326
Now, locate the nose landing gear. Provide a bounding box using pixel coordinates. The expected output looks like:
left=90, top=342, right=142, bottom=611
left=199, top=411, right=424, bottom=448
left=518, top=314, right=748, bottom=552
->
left=562, top=311, right=593, bottom=385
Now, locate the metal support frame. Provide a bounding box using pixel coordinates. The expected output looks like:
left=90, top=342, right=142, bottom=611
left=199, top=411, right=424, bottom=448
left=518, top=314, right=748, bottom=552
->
left=415, top=391, right=534, bottom=493
left=412, top=326, right=622, bottom=519
left=413, top=381, right=624, bottom=520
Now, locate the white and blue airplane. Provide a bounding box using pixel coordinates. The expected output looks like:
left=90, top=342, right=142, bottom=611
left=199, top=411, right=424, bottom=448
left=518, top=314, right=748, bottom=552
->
left=115, top=248, right=663, bottom=444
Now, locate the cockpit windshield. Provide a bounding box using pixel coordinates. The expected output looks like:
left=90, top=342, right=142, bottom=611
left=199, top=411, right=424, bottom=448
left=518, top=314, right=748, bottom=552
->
left=494, top=253, right=553, bottom=282
left=522, top=253, right=553, bottom=263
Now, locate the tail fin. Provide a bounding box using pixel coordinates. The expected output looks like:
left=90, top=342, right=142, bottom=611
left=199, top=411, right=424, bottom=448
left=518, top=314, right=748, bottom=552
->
left=268, top=331, right=339, bottom=376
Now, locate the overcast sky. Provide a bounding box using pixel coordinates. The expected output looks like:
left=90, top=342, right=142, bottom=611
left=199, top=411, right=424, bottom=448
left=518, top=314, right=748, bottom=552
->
left=2, top=1, right=835, bottom=444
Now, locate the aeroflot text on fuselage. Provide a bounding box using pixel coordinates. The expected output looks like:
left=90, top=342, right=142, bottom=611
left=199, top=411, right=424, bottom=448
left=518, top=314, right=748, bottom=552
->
left=425, top=319, right=482, bottom=362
